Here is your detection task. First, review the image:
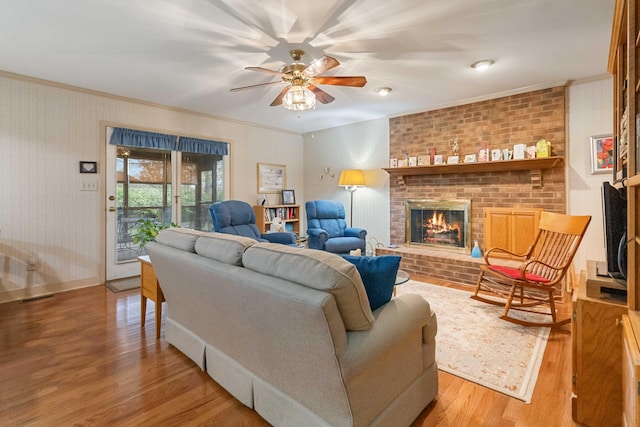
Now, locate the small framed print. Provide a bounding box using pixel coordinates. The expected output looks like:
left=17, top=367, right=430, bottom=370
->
left=446, top=155, right=459, bottom=165
left=464, top=154, right=477, bottom=163
left=433, top=155, right=443, bottom=165
left=281, top=189, right=296, bottom=204
left=590, top=134, right=614, bottom=174
left=491, top=149, right=502, bottom=161
left=513, top=144, right=526, bottom=160
left=389, top=158, right=398, bottom=168
left=408, top=156, right=417, bottom=167
left=417, top=156, right=425, bottom=166
left=79, top=161, right=97, bottom=174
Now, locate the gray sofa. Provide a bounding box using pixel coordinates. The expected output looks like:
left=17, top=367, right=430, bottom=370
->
left=146, top=228, right=438, bottom=427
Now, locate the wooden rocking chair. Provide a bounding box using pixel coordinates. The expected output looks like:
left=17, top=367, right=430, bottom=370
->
left=472, top=211, right=591, bottom=327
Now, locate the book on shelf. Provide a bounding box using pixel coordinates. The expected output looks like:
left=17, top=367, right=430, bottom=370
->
left=260, top=205, right=298, bottom=223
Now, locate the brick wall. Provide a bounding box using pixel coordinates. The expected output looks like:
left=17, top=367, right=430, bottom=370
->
left=388, top=86, right=566, bottom=248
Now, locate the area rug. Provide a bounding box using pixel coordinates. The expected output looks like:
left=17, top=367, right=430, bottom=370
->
left=395, top=280, right=550, bottom=403
left=105, top=277, right=139, bottom=293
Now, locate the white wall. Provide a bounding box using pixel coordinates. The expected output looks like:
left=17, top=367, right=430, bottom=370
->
left=567, top=77, right=613, bottom=274
left=0, top=72, right=302, bottom=302
left=303, top=118, right=390, bottom=254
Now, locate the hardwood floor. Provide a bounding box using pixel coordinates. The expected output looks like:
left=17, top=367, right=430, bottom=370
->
left=0, top=279, right=578, bottom=426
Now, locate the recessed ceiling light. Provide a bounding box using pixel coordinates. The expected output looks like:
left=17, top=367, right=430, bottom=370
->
left=470, top=59, right=495, bottom=71
left=375, top=87, right=392, bottom=96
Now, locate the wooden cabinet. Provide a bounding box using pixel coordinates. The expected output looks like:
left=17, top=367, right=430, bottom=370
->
left=253, top=204, right=300, bottom=234
left=572, top=270, right=627, bottom=426
left=483, top=208, right=541, bottom=258
left=622, top=312, right=640, bottom=427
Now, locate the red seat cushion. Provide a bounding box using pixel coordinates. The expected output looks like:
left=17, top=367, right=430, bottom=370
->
left=489, top=265, right=550, bottom=284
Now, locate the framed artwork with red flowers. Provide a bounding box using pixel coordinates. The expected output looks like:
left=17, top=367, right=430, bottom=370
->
left=590, top=134, right=614, bottom=174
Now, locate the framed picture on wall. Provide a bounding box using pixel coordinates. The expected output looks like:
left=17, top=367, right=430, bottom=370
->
left=257, top=163, right=286, bottom=193
left=282, top=189, right=296, bottom=204
left=79, top=161, right=97, bottom=173
left=590, top=134, right=614, bottom=174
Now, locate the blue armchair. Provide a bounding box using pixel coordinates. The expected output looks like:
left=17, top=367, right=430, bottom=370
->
left=305, top=200, right=367, bottom=255
left=209, top=200, right=297, bottom=246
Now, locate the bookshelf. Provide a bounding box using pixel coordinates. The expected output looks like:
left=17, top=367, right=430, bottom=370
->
left=253, top=204, right=300, bottom=234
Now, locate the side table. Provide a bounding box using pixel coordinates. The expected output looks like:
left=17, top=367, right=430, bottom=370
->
left=297, top=236, right=308, bottom=248
left=138, top=255, right=165, bottom=339
left=393, top=269, right=410, bottom=296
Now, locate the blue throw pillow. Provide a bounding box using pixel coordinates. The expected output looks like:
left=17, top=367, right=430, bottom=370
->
left=342, top=255, right=401, bottom=311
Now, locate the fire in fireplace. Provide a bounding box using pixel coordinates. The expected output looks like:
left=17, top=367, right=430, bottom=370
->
left=405, top=199, right=471, bottom=253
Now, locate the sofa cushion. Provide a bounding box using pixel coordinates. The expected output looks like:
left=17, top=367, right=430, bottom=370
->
left=195, top=232, right=258, bottom=266
left=242, top=243, right=374, bottom=331
left=155, top=228, right=204, bottom=253
left=342, top=255, right=401, bottom=310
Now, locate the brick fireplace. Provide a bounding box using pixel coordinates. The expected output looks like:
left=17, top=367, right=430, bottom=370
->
left=377, top=86, right=567, bottom=286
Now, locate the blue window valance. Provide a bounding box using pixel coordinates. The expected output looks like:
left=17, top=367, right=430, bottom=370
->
left=178, top=136, right=228, bottom=155
left=109, top=127, right=228, bottom=155
left=109, top=128, right=177, bottom=150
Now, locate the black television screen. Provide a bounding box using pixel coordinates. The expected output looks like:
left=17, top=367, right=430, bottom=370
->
left=601, top=182, right=627, bottom=280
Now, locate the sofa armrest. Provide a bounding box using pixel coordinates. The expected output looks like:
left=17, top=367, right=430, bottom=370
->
left=339, top=293, right=434, bottom=366
left=344, top=227, right=367, bottom=239
left=261, top=232, right=297, bottom=245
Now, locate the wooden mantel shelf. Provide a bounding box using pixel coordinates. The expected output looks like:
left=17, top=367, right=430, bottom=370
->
left=383, top=156, right=563, bottom=177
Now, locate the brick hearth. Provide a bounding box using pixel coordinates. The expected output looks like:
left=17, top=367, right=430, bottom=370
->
left=377, top=245, right=483, bottom=287
left=376, top=245, right=521, bottom=287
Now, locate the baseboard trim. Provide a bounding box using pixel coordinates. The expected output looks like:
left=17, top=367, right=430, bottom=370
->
left=0, top=277, right=100, bottom=304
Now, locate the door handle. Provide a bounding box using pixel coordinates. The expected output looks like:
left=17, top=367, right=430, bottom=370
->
left=108, top=195, right=115, bottom=201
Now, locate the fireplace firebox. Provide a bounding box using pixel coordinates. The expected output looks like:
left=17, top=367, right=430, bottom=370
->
left=405, top=199, right=471, bottom=253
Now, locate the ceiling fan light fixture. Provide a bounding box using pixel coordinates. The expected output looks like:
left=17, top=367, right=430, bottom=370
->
left=282, top=85, right=316, bottom=111
left=470, top=59, right=495, bottom=71
left=375, top=87, right=392, bottom=96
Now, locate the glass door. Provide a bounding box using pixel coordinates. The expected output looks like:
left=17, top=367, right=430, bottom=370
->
left=105, top=128, right=225, bottom=281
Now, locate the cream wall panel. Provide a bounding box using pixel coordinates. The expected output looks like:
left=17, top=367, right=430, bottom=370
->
left=303, top=118, right=390, bottom=254
left=0, top=73, right=301, bottom=302
left=567, top=77, right=613, bottom=274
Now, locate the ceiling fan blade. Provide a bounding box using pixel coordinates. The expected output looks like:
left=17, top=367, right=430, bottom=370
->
left=245, top=66, right=285, bottom=77
left=230, top=81, right=283, bottom=92
left=313, top=76, right=367, bottom=87
left=270, top=87, right=290, bottom=106
left=304, top=56, right=340, bottom=76
left=307, top=85, right=335, bottom=104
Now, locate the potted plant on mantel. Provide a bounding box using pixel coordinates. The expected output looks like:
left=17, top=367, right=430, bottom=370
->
left=133, top=219, right=178, bottom=254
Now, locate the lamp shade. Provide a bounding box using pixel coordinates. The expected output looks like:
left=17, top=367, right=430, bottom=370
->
left=339, top=169, right=366, bottom=187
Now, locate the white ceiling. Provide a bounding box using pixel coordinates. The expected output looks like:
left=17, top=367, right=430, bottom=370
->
left=0, top=0, right=614, bottom=134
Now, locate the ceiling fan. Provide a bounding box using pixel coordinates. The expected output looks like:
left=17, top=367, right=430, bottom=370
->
left=230, top=50, right=367, bottom=111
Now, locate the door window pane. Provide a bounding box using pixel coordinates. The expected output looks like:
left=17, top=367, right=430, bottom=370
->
left=180, top=152, right=224, bottom=231
left=114, top=146, right=225, bottom=262
left=115, top=147, right=171, bottom=261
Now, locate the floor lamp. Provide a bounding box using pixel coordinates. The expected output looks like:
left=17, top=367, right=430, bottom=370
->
left=339, top=169, right=366, bottom=227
